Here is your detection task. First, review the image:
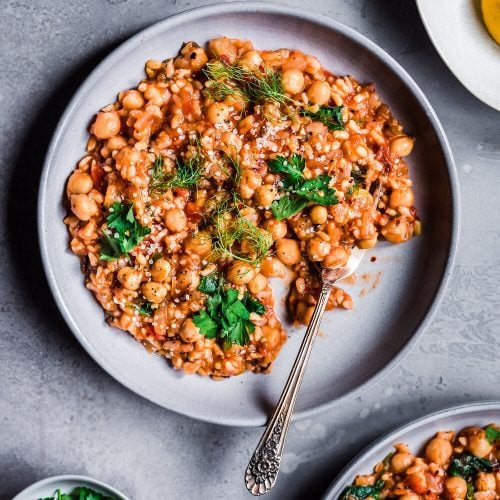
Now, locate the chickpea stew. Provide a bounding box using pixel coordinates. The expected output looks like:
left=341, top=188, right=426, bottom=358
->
left=340, top=425, right=500, bottom=500
left=64, top=37, right=420, bottom=378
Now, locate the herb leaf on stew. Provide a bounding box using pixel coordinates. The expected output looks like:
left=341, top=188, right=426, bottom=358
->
left=485, top=426, right=500, bottom=444
left=339, top=479, right=385, bottom=500
left=149, top=152, right=203, bottom=192
left=100, top=202, right=151, bottom=261
left=269, top=154, right=338, bottom=220
left=135, top=301, right=154, bottom=316
left=448, top=453, right=495, bottom=479
left=301, top=105, right=344, bottom=130
left=192, top=272, right=266, bottom=346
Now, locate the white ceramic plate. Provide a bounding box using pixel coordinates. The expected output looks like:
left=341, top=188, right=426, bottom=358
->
left=417, top=0, right=500, bottom=111
left=322, top=401, right=500, bottom=499
left=13, top=475, right=129, bottom=500
left=38, top=2, right=459, bottom=427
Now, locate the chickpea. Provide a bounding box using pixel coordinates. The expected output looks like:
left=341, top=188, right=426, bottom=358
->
left=357, top=237, right=378, bottom=249
left=184, top=231, right=212, bottom=256
left=307, top=237, right=331, bottom=261
left=262, top=219, right=288, bottom=240
left=309, top=205, right=328, bottom=225
left=238, top=50, right=263, bottom=70
left=390, top=188, right=414, bottom=208
left=381, top=217, right=413, bottom=244
left=465, top=427, right=493, bottom=458
left=179, top=318, right=202, bottom=343
left=122, top=90, right=145, bottom=110
left=248, top=273, right=268, bottom=294
left=186, top=47, right=208, bottom=72
left=227, top=261, right=256, bottom=285
left=322, top=247, right=349, bottom=268
left=117, top=267, right=142, bottom=291
left=389, top=135, right=415, bottom=157
left=107, top=135, right=127, bottom=151
left=239, top=169, right=262, bottom=199
left=444, top=476, right=468, bottom=499
left=476, top=472, right=496, bottom=492
left=399, top=496, right=421, bottom=500
left=70, top=194, right=98, bottom=221
left=164, top=208, right=187, bottom=233
left=390, top=452, right=414, bottom=473
left=151, top=258, right=171, bottom=282
left=208, top=37, right=238, bottom=63
left=141, top=281, right=167, bottom=304
left=275, top=238, right=301, bottom=266
left=206, top=102, right=231, bottom=124
left=262, top=326, right=282, bottom=350
left=67, top=171, right=93, bottom=194
left=253, top=185, right=277, bottom=208
left=175, top=268, right=200, bottom=292
left=282, top=69, right=305, bottom=94
left=425, top=436, right=453, bottom=465
left=260, top=256, right=286, bottom=278
left=306, top=80, right=331, bottom=105
left=91, top=111, right=121, bottom=140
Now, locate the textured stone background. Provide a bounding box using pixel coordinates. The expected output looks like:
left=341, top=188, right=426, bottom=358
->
left=1, top=1, right=499, bottom=499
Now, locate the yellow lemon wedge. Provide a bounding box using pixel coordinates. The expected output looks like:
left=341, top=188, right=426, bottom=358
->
left=482, top=0, right=500, bottom=44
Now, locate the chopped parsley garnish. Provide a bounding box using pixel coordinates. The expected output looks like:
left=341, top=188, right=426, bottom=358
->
left=346, top=183, right=360, bottom=197
left=301, top=105, right=344, bottom=130
left=269, top=153, right=338, bottom=220
left=192, top=273, right=266, bottom=346
left=135, top=301, right=154, bottom=316
left=149, top=152, right=203, bottom=192
left=203, top=60, right=290, bottom=106
left=339, top=479, right=385, bottom=500
left=485, top=425, right=500, bottom=444
left=448, top=453, right=495, bottom=479
left=99, top=202, right=151, bottom=261
left=39, top=486, right=116, bottom=500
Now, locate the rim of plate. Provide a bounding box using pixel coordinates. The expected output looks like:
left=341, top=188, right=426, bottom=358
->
left=415, top=0, right=500, bottom=112
left=38, top=1, right=460, bottom=426
left=322, top=401, right=500, bottom=500
left=12, top=474, right=130, bottom=500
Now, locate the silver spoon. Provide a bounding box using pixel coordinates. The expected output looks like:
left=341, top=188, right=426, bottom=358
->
left=245, top=247, right=365, bottom=496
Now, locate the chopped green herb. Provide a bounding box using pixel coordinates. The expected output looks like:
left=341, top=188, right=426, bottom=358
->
left=192, top=273, right=266, bottom=346
left=271, top=194, right=308, bottom=220
left=152, top=252, right=163, bottom=263
left=135, top=301, right=154, bottom=316
left=347, top=183, right=360, bottom=197
left=203, top=60, right=290, bottom=106
left=382, top=451, right=394, bottom=470
left=149, top=151, right=203, bottom=192
left=269, top=154, right=338, bottom=219
left=448, top=453, right=495, bottom=479
left=39, top=487, right=116, bottom=500
left=339, top=479, right=384, bottom=500
left=99, top=202, right=151, bottom=261
left=466, top=482, right=475, bottom=500
left=485, top=426, right=500, bottom=444
left=301, top=105, right=344, bottom=130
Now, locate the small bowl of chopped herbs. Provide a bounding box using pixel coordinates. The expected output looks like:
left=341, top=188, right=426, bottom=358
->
left=12, top=475, right=129, bottom=500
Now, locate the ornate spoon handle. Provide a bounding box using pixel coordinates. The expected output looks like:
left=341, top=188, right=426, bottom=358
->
left=245, top=282, right=334, bottom=496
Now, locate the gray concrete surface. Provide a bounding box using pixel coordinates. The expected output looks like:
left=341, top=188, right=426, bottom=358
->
left=0, top=1, right=499, bottom=499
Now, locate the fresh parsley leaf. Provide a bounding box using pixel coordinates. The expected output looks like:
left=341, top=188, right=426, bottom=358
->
left=301, top=105, right=344, bottom=130
left=271, top=194, right=308, bottom=220
left=448, top=453, right=494, bottom=479
left=485, top=426, right=500, bottom=444
left=192, top=275, right=265, bottom=346
left=269, top=154, right=338, bottom=219
left=466, top=482, right=475, bottom=500
left=38, top=487, right=115, bottom=500
left=198, top=272, right=221, bottom=295
left=293, top=175, right=338, bottom=205
left=347, top=183, right=360, bottom=197
left=340, top=479, right=384, bottom=500
left=192, top=310, right=218, bottom=338
left=135, top=301, right=154, bottom=316
left=99, top=202, right=151, bottom=261
left=268, top=153, right=305, bottom=187
left=244, top=295, right=266, bottom=315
